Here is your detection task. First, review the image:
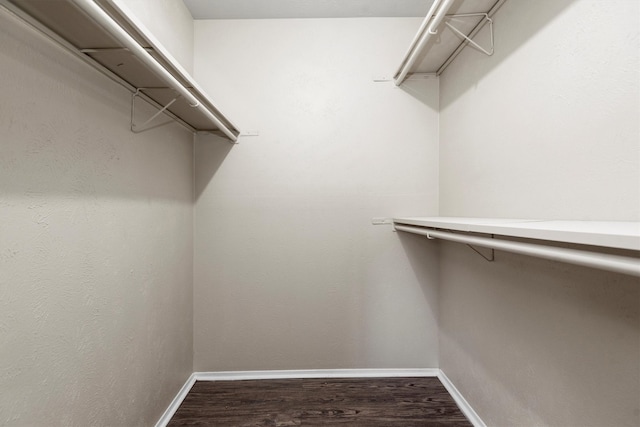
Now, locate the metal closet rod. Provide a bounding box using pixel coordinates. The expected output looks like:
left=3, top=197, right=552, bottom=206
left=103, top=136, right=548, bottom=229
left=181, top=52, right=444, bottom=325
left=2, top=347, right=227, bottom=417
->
left=394, top=0, right=456, bottom=86
left=394, top=224, right=640, bottom=278
left=72, top=0, right=238, bottom=142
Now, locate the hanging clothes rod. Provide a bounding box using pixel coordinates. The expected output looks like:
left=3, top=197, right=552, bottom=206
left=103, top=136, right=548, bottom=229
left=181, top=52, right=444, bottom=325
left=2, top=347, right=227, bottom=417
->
left=394, top=0, right=456, bottom=86
left=72, top=0, right=238, bottom=142
left=393, top=0, right=442, bottom=83
left=394, top=224, right=640, bottom=277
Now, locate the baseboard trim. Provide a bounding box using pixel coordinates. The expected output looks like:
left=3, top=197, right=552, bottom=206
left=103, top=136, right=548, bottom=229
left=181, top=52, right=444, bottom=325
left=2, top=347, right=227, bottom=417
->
left=194, top=368, right=439, bottom=381
left=438, top=370, right=486, bottom=427
left=154, top=373, right=196, bottom=427
left=155, top=368, right=485, bottom=427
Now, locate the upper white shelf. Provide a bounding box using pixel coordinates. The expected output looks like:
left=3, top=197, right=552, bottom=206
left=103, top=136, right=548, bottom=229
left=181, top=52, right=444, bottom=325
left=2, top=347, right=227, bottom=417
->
left=1, top=0, right=240, bottom=140
left=394, top=0, right=505, bottom=85
left=393, top=217, right=640, bottom=251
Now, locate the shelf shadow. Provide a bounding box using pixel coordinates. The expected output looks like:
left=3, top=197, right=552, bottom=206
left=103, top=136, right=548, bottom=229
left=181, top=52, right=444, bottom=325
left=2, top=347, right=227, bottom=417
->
left=194, top=133, right=234, bottom=200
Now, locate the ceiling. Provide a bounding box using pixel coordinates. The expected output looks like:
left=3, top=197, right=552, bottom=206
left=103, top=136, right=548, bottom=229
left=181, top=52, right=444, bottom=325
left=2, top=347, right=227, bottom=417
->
left=183, top=0, right=436, bottom=19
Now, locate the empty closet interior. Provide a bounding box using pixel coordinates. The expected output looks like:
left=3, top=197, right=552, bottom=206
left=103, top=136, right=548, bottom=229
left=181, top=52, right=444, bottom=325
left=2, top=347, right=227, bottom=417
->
left=1, top=0, right=638, bottom=426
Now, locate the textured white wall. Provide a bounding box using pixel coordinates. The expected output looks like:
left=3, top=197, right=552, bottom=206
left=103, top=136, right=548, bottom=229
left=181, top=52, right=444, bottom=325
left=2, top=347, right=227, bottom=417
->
left=439, top=0, right=639, bottom=220
left=193, top=18, right=441, bottom=371
left=438, top=0, right=640, bottom=425
left=117, top=0, right=195, bottom=74
left=0, top=9, right=193, bottom=427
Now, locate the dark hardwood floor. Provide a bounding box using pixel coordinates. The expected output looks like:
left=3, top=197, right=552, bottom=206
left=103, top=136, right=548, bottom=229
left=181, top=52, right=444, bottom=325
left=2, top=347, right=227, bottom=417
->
left=168, top=377, right=472, bottom=426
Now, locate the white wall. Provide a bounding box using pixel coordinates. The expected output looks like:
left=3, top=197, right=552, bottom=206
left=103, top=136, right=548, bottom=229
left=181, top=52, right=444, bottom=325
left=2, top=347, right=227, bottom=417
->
left=0, top=9, right=193, bottom=426
left=440, top=0, right=639, bottom=220
left=117, top=0, right=195, bottom=74
left=438, top=0, right=639, bottom=425
left=193, top=18, right=441, bottom=371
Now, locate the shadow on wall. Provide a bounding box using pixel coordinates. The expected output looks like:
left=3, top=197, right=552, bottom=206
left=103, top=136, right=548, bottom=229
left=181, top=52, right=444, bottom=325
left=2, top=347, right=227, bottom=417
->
left=398, top=77, right=439, bottom=111
left=0, top=10, right=130, bottom=120
left=438, top=241, right=640, bottom=426
left=397, top=231, right=440, bottom=323
left=0, top=10, right=194, bottom=203
left=439, top=0, right=578, bottom=108
left=194, top=133, right=234, bottom=200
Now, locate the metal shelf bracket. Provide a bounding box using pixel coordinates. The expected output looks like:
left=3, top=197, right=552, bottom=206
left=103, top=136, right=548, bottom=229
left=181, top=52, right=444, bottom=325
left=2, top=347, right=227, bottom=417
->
left=130, top=89, right=177, bottom=133
left=428, top=228, right=495, bottom=262
left=445, top=13, right=494, bottom=56
left=466, top=241, right=495, bottom=262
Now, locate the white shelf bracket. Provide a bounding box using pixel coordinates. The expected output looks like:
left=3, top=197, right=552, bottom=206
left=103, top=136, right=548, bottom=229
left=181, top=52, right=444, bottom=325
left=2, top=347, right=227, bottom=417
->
left=445, top=13, right=494, bottom=56
left=130, top=89, right=177, bottom=133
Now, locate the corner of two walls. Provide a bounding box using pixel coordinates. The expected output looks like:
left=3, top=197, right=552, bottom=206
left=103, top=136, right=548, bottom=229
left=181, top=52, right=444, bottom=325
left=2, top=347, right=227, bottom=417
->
left=437, top=0, right=639, bottom=426
left=0, top=2, right=194, bottom=425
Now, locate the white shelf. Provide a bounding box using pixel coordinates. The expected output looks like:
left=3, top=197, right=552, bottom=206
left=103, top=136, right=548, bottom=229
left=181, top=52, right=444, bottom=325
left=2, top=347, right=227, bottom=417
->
left=393, top=0, right=505, bottom=84
left=1, top=0, right=240, bottom=140
left=393, top=217, right=640, bottom=251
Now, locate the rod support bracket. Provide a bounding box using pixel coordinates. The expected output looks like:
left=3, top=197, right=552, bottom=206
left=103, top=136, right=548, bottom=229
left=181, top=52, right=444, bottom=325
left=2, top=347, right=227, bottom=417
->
left=466, top=245, right=495, bottom=262
left=464, top=233, right=495, bottom=262
left=130, top=89, right=177, bottom=133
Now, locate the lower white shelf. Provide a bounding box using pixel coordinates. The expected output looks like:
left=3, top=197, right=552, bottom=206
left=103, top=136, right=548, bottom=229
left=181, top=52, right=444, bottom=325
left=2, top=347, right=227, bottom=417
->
left=393, top=217, right=640, bottom=251
left=393, top=217, right=640, bottom=277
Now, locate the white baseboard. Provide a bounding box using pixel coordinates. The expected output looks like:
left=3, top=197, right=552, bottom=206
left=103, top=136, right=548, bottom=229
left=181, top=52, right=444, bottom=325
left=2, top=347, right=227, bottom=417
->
left=194, top=368, right=439, bottom=381
left=438, top=370, right=486, bottom=427
left=154, top=373, right=196, bottom=427
left=155, top=368, right=485, bottom=427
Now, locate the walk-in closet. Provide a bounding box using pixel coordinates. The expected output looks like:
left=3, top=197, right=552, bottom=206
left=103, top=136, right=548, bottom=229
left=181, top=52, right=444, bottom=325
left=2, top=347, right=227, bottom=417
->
left=1, top=0, right=638, bottom=426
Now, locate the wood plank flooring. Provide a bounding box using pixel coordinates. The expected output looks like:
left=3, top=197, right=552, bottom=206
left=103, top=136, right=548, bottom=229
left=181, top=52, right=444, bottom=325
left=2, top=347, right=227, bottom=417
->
left=168, top=377, right=472, bottom=426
